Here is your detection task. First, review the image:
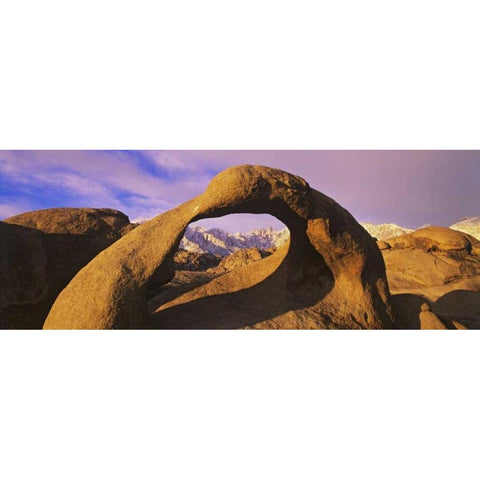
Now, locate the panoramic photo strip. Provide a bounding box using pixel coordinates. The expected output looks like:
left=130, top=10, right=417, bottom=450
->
left=1, top=150, right=479, bottom=330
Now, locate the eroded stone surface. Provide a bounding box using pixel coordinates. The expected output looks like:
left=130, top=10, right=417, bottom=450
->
left=384, top=226, right=480, bottom=329
left=211, top=248, right=271, bottom=274
left=173, top=250, right=222, bottom=272
left=6, top=208, right=134, bottom=238
left=419, top=303, right=448, bottom=330
left=1, top=208, right=134, bottom=329
left=44, top=165, right=395, bottom=330
left=386, top=226, right=479, bottom=253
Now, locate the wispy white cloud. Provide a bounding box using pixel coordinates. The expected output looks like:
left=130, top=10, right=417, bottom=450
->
left=0, top=150, right=218, bottom=222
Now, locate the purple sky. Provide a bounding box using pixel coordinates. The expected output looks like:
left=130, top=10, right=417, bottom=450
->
left=1, top=150, right=479, bottom=232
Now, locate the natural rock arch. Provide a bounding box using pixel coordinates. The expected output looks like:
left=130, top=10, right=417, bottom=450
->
left=43, top=165, right=394, bottom=329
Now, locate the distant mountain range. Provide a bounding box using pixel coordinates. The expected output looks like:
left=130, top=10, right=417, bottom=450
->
left=449, top=217, right=480, bottom=240
left=180, top=226, right=290, bottom=256
left=360, top=223, right=414, bottom=240
left=180, top=218, right=480, bottom=255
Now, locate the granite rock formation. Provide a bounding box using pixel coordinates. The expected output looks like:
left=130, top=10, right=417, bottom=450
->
left=1, top=208, right=134, bottom=329
left=384, top=226, right=480, bottom=329
left=44, top=165, right=394, bottom=329
left=212, top=248, right=272, bottom=274
left=386, top=226, right=478, bottom=253
left=419, top=303, right=448, bottom=330
left=173, top=250, right=222, bottom=272
left=5, top=207, right=134, bottom=238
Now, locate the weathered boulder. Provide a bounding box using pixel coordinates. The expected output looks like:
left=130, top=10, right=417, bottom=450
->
left=44, top=165, right=394, bottom=330
left=1, top=208, right=134, bottom=329
left=387, top=226, right=479, bottom=253
left=384, top=248, right=480, bottom=291
left=383, top=226, right=480, bottom=329
left=174, top=250, right=223, bottom=272
left=419, top=303, right=447, bottom=330
left=212, top=248, right=271, bottom=274
left=173, top=250, right=222, bottom=272
left=5, top=207, right=134, bottom=238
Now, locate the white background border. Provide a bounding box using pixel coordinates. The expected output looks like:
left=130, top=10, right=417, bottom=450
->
left=1, top=1, right=479, bottom=479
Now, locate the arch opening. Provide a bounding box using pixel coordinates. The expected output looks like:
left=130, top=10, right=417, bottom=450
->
left=146, top=213, right=290, bottom=305
left=147, top=212, right=335, bottom=329
left=43, top=165, right=394, bottom=330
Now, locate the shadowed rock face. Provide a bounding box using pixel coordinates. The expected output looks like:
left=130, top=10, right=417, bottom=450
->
left=43, top=165, right=394, bottom=330
left=0, top=222, right=49, bottom=328
left=1, top=208, right=135, bottom=329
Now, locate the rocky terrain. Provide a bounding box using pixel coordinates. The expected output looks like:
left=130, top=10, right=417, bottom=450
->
left=173, top=249, right=222, bottom=272
left=1, top=166, right=479, bottom=330
left=211, top=248, right=272, bottom=274
left=175, top=218, right=479, bottom=258
left=0, top=208, right=135, bottom=328
left=177, top=222, right=413, bottom=254
left=41, top=165, right=394, bottom=330
left=380, top=227, right=480, bottom=329
left=177, top=220, right=463, bottom=255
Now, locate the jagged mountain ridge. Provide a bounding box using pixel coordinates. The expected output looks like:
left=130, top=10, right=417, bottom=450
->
left=177, top=218, right=480, bottom=255
left=180, top=222, right=414, bottom=255
left=180, top=225, right=290, bottom=256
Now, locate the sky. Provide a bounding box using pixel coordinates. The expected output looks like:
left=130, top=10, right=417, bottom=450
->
left=1, top=150, right=479, bottom=232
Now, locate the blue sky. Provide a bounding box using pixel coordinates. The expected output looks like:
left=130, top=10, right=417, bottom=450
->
left=1, top=150, right=479, bottom=232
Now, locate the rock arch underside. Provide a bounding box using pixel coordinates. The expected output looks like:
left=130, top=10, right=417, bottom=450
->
left=43, top=165, right=395, bottom=329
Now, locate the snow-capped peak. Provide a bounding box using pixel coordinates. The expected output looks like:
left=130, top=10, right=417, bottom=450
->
left=360, top=222, right=413, bottom=240
left=180, top=226, right=289, bottom=255
left=449, top=217, right=480, bottom=240
left=179, top=217, right=480, bottom=256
